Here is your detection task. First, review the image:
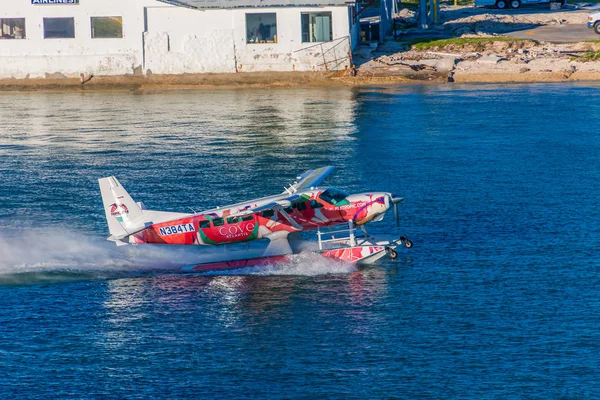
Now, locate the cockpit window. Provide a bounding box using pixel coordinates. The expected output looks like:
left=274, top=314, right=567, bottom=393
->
left=319, top=188, right=350, bottom=206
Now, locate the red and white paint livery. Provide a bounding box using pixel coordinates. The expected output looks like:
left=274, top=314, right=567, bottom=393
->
left=99, top=167, right=412, bottom=271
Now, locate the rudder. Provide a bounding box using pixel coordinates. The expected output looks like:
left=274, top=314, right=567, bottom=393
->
left=99, top=176, right=144, bottom=239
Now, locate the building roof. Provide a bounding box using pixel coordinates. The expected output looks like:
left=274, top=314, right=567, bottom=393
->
left=157, top=0, right=353, bottom=9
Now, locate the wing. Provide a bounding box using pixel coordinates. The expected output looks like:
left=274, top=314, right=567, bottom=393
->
left=237, top=195, right=302, bottom=230
left=252, top=195, right=300, bottom=213
left=287, top=166, right=334, bottom=193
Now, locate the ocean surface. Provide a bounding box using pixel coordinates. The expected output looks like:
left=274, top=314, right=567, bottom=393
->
left=1, top=83, right=600, bottom=399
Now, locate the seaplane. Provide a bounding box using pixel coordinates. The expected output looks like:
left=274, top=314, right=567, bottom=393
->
left=99, top=166, right=412, bottom=272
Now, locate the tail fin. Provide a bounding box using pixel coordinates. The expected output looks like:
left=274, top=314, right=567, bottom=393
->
left=99, top=176, right=147, bottom=241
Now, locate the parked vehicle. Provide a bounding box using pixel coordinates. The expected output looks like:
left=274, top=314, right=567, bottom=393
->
left=588, top=12, right=600, bottom=34
left=475, top=0, right=555, bottom=9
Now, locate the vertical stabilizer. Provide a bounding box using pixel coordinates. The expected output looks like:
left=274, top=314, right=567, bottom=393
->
left=99, top=176, right=145, bottom=239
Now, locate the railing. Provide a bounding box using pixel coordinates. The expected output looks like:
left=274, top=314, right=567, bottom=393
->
left=294, top=36, right=352, bottom=71
left=317, top=220, right=361, bottom=250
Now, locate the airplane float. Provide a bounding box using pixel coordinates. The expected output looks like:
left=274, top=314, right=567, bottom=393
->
left=99, top=167, right=412, bottom=272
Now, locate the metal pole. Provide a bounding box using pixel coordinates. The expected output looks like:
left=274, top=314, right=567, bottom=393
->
left=317, top=227, right=323, bottom=250
left=349, top=220, right=356, bottom=247
left=419, top=0, right=428, bottom=29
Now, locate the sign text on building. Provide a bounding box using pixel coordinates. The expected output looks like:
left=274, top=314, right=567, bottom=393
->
left=32, top=0, right=79, bottom=4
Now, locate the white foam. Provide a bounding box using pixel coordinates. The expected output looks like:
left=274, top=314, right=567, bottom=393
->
left=203, top=251, right=357, bottom=276
left=0, top=229, right=356, bottom=278
left=0, top=228, right=184, bottom=275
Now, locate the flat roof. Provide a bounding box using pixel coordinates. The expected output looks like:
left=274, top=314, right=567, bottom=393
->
left=158, top=0, right=353, bottom=8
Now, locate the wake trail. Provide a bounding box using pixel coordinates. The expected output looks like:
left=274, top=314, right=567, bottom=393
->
left=0, top=228, right=186, bottom=275
left=0, top=229, right=357, bottom=282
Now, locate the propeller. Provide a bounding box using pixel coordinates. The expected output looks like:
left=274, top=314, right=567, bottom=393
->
left=390, top=194, right=404, bottom=227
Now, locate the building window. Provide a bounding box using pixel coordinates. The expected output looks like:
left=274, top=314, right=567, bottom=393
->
left=43, top=17, right=75, bottom=39
left=91, top=17, right=123, bottom=38
left=246, top=13, right=277, bottom=44
left=1, top=18, right=26, bottom=39
left=301, top=12, right=332, bottom=43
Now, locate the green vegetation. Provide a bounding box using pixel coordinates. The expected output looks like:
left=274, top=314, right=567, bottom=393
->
left=404, top=36, right=530, bottom=50
left=571, top=50, right=600, bottom=62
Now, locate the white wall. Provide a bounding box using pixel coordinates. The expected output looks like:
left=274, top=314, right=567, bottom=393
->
left=232, top=7, right=351, bottom=72
left=143, top=6, right=237, bottom=74
left=0, top=0, right=354, bottom=78
left=0, top=0, right=168, bottom=78
left=143, top=5, right=352, bottom=73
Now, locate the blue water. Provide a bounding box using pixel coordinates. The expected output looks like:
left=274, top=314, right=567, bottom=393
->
left=1, top=84, right=600, bottom=398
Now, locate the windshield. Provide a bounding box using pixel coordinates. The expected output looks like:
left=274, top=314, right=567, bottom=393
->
left=319, top=188, right=350, bottom=206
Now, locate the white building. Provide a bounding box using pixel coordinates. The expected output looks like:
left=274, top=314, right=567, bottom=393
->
left=0, top=0, right=390, bottom=79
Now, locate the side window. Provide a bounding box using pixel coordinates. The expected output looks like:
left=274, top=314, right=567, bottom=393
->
left=296, top=202, right=307, bottom=211
left=0, top=18, right=26, bottom=39
left=310, top=200, right=324, bottom=209
left=283, top=207, right=293, bottom=214
left=301, top=12, right=332, bottom=43
left=199, top=220, right=211, bottom=229
left=213, top=218, right=224, bottom=227
left=242, top=215, right=254, bottom=221
left=246, top=13, right=277, bottom=44
left=261, top=210, right=275, bottom=218
left=227, top=216, right=242, bottom=224
left=44, top=17, right=75, bottom=39
left=91, top=17, right=123, bottom=39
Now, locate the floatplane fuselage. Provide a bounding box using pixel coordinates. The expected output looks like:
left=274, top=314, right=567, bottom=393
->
left=99, top=167, right=411, bottom=271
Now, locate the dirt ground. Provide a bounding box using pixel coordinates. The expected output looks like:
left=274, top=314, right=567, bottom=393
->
left=0, top=72, right=342, bottom=91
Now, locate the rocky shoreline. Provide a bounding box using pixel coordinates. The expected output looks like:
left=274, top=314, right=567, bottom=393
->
left=354, top=37, right=600, bottom=83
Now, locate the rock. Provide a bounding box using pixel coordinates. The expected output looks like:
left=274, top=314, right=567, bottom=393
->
left=455, top=60, right=477, bottom=70
left=133, top=65, right=143, bottom=75
left=477, top=55, right=505, bottom=64
left=447, top=71, right=455, bottom=83
left=45, top=72, right=67, bottom=79
left=564, top=65, right=577, bottom=78
left=421, top=57, right=457, bottom=72
left=520, top=67, right=530, bottom=73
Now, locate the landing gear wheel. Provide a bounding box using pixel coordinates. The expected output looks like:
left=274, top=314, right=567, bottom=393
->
left=387, top=248, right=398, bottom=259
left=510, top=0, right=520, bottom=8
left=595, top=22, right=600, bottom=35
left=400, top=236, right=413, bottom=249
left=496, top=0, right=507, bottom=8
